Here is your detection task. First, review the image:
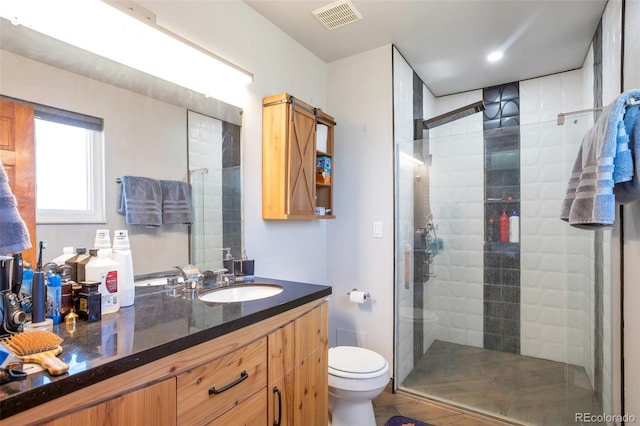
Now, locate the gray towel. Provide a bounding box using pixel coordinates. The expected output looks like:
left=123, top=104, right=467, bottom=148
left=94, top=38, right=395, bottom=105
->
left=0, top=161, right=31, bottom=253
left=561, top=89, right=640, bottom=229
left=117, top=176, right=162, bottom=226
left=160, top=180, right=193, bottom=224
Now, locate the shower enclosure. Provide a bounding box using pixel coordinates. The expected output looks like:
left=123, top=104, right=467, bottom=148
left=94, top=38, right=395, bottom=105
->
left=394, top=107, right=614, bottom=425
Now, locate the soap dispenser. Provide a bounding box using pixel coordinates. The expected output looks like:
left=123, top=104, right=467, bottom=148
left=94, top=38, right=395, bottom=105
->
left=236, top=249, right=255, bottom=282
left=222, top=248, right=234, bottom=278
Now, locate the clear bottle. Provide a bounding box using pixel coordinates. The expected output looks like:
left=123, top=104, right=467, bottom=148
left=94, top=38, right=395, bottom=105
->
left=112, top=230, right=135, bottom=307
left=85, top=248, right=119, bottom=314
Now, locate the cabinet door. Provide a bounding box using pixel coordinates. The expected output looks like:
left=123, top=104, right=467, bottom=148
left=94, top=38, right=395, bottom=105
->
left=0, top=98, right=36, bottom=263
left=287, top=102, right=316, bottom=216
left=267, top=302, right=328, bottom=426
left=44, top=377, right=177, bottom=426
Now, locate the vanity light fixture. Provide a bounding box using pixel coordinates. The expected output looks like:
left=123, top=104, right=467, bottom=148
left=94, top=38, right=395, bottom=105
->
left=487, top=51, right=504, bottom=62
left=0, top=0, right=253, bottom=107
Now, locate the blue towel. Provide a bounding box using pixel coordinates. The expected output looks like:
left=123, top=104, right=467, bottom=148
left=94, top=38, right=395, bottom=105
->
left=0, top=161, right=32, bottom=254
left=615, top=103, right=640, bottom=203
left=117, top=176, right=162, bottom=227
left=160, top=180, right=193, bottom=225
left=561, top=89, right=640, bottom=229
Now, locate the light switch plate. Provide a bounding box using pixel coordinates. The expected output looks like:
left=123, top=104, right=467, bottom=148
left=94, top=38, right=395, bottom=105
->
left=372, top=221, right=383, bottom=238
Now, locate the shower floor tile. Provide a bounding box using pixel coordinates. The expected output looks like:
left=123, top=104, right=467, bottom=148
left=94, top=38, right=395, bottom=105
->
left=400, top=340, right=604, bottom=426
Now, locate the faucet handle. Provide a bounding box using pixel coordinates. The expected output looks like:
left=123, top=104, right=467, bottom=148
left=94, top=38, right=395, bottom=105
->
left=212, top=268, right=234, bottom=286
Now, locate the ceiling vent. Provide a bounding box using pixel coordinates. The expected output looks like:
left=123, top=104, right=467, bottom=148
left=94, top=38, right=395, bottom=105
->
left=312, top=0, right=363, bottom=30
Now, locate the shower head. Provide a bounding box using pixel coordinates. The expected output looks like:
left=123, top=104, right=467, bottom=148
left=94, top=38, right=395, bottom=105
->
left=424, top=101, right=485, bottom=129
left=419, top=100, right=485, bottom=131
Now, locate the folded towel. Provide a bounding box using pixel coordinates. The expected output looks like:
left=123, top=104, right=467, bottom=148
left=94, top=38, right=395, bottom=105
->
left=0, top=161, right=32, bottom=253
left=117, top=176, right=162, bottom=227
left=160, top=180, right=193, bottom=225
left=615, top=103, right=640, bottom=203
left=561, top=89, right=640, bottom=229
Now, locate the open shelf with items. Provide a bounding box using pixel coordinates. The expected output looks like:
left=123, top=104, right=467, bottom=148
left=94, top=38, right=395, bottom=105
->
left=262, top=93, right=336, bottom=220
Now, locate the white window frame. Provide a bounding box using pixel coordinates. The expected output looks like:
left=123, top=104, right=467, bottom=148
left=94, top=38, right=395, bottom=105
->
left=33, top=108, right=105, bottom=224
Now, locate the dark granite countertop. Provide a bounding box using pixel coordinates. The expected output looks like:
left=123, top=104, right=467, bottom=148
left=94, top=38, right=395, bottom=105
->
left=0, top=277, right=331, bottom=419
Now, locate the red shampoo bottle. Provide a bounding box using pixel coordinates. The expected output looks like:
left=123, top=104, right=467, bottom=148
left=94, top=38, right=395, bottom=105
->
left=499, top=209, right=509, bottom=242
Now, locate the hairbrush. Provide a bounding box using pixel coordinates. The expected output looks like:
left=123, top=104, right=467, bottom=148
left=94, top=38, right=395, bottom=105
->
left=1, top=330, right=69, bottom=376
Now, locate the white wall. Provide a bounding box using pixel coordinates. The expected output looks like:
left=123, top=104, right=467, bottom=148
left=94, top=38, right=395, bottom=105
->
left=326, top=45, right=395, bottom=367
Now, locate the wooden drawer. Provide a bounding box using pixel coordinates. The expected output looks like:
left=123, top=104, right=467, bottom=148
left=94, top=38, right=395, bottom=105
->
left=177, top=338, right=267, bottom=425
left=206, top=388, right=267, bottom=426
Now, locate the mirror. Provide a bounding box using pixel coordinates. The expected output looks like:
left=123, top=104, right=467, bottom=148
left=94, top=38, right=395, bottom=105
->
left=0, top=19, right=243, bottom=274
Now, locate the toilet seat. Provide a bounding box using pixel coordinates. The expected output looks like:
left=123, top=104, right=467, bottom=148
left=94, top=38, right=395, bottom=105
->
left=328, top=346, right=388, bottom=379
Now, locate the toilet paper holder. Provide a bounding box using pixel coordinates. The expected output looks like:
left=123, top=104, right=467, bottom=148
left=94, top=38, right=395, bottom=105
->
left=347, top=289, right=370, bottom=299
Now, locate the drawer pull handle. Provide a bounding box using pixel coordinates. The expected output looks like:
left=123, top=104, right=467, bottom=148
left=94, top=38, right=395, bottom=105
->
left=273, top=386, right=282, bottom=426
left=208, top=370, right=248, bottom=395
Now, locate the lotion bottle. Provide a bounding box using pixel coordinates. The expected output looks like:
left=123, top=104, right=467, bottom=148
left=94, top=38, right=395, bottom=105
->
left=509, top=210, right=520, bottom=243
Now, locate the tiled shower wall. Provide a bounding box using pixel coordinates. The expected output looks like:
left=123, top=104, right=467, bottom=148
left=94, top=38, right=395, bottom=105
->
left=188, top=111, right=223, bottom=271
left=482, top=82, right=522, bottom=353
left=427, top=90, right=485, bottom=349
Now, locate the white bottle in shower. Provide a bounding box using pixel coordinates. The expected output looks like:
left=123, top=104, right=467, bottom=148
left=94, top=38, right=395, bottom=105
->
left=509, top=210, right=520, bottom=243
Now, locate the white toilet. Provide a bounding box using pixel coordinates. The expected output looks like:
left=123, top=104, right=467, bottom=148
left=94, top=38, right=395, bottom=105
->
left=328, top=346, right=390, bottom=426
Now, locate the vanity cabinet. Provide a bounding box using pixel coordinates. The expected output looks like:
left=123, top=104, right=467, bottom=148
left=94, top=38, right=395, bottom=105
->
left=262, top=93, right=336, bottom=220
left=3, top=299, right=328, bottom=426
left=268, top=301, right=328, bottom=425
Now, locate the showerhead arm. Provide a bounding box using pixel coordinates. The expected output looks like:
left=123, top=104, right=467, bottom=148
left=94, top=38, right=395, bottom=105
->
left=420, top=100, right=485, bottom=130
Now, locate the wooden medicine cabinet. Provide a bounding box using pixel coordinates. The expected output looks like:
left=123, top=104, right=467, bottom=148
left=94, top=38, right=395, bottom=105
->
left=262, top=93, right=336, bottom=220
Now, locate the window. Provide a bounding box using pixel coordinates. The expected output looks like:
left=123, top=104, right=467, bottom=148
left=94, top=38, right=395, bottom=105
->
left=34, top=106, right=105, bottom=223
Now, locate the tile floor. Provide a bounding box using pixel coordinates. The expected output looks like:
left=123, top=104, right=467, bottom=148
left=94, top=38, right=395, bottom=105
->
left=387, top=340, right=603, bottom=426
left=373, top=388, right=510, bottom=426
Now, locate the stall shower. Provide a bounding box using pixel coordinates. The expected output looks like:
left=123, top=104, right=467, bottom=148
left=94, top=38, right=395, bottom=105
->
left=394, top=84, right=612, bottom=425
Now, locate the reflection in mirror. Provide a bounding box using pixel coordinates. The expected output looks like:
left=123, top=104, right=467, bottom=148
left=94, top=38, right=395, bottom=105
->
left=0, top=18, right=244, bottom=274
left=188, top=111, right=242, bottom=272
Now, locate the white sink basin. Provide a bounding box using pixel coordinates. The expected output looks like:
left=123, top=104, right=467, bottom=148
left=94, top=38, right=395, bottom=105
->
left=199, top=283, right=283, bottom=303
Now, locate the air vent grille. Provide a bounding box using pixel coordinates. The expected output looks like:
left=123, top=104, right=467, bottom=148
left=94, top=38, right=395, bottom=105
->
left=312, top=0, right=363, bottom=30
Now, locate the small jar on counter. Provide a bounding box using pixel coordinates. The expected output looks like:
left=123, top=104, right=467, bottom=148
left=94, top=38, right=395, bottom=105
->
left=78, top=281, right=101, bottom=322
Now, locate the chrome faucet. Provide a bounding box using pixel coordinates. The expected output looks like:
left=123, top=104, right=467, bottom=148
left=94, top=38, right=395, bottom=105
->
left=213, top=268, right=234, bottom=287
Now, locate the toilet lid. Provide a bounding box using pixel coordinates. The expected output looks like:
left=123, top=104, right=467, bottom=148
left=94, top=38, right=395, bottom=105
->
left=328, top=346, right=387, bottom=375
